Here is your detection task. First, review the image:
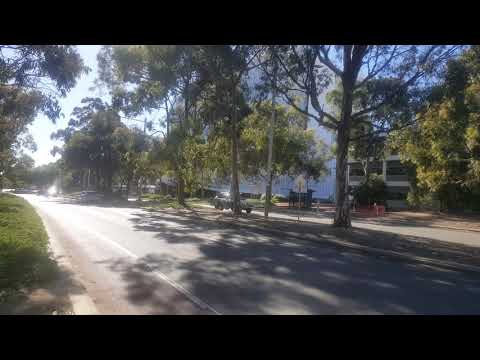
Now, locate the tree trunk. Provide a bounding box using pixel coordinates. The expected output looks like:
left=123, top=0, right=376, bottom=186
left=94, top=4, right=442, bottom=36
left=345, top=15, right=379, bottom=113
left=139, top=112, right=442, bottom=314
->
left=200, top=170, right=205, bottom=199
left=231, top=87, right=241, bottom=216
left=333, top=81, right=355, bottom=227
left=334, top=128, right=352, bottom=228
left=363, top=157, right=370, bottom=182
left=165, top=98, right=170, bottom=136
left=177, top=173, right=185, bottom=205
left=126, top=178, right=130, bottom=199
left=137, top=177, right=143, bottom=201
left=264, top=54, right=277, bottom=218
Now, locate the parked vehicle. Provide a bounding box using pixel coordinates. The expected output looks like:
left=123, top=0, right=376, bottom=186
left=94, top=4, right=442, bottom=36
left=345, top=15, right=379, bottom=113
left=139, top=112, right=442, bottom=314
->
left=213, top=191, right=252, bottom=213
left=14, top=188, right=38, bottom=194
left=78, top=191, right=104, bottom=203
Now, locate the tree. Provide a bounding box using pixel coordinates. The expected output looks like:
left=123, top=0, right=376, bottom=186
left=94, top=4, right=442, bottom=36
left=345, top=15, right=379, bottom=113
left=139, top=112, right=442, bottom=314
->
left=196, top=45, right=264, bottom=215
left=29, top=162, right=60, bottom=190
left=52, top=98, right=124, bottom=194
left=390, top=46, right=480, bottom=210
left=3, top=153, right=35, bottom=188
left=240, top=101, right=327, bottom=191
left=97, top=45, right=205, bottom=204
left=0, top=46, right=87, bottom=187
left=263, top=45, right=460, bottom=227
left=112, top=126, right=150, bottom=198
left=326, top=78, right=412, bottom=181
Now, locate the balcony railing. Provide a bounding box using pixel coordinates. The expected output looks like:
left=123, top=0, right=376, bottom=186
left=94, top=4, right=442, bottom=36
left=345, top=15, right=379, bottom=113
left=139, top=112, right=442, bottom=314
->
left=349, top=176, right=365, bottom=182
left=386, top=174, right=408, bottom=182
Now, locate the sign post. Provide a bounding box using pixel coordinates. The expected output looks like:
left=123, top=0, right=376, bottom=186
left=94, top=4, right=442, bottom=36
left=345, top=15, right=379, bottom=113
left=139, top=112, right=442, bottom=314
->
left=294, top=175, right=306, bottom=222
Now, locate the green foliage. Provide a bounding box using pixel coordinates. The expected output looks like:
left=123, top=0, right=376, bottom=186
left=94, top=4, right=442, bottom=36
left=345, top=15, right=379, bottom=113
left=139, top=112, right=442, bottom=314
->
left=352, top=175, right=387, bottom=206
left=390, top=46, right=480, bottom=210
left=0, top=46, right=86, bottom=181
left=53, top=98, right=125, bottom=193
left=2, top=153, right=35, bottom=188
left=0, top=194, right=57, bottom=301
left=406, top=191, right=441, bottom=211
left=112, top=126, right=154, bottom=195
left=260, top=193, right=287, bottom=203
left=240, top=101, right=327, bottom=180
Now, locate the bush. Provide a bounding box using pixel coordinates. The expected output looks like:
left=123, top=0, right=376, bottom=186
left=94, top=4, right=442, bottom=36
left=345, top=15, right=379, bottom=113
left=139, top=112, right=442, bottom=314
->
left=261, top=193, right=288, bottom=203
left=353, top=175, right=387, bottom=207
left=407, top=191, right=441, bottom=211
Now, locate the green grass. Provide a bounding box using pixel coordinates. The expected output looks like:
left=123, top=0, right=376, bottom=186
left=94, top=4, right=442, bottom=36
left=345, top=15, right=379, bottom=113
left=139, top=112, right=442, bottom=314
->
left=0, top=194, right=57, bottom=302
left=140, top=194, right=210, bottom=209
left=245, top=198, right=283, bottom=208
left=246, top=198, right=265, bottom=207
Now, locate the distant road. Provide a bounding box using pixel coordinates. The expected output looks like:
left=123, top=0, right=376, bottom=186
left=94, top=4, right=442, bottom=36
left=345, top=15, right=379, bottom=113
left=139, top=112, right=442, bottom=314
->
left=19, top=194, right=480, bottom=314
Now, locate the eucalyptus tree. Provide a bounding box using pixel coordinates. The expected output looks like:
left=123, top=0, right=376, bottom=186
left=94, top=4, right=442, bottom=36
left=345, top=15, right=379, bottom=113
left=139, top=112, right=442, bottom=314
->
left=195, top=45, right=265, bottom=215
left=52, top=97, right=124, bottom=193
left=240, top=101, right=326, bottom=191
left=263, top=45, right=461, bottom=227
left=97, top=45, right=207, bottom=204
left=112, top=126, right=150, bottom=198
left=0, top=45, right=86, bottom=187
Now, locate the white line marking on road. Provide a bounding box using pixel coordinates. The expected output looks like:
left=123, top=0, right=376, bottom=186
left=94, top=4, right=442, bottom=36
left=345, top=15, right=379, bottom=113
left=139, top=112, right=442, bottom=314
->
left=78, top=224, right=221, bottom=315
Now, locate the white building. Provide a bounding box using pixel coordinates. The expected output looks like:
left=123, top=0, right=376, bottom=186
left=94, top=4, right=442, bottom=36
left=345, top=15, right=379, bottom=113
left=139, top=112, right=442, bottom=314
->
left=347, top=153, right=411, bottom=209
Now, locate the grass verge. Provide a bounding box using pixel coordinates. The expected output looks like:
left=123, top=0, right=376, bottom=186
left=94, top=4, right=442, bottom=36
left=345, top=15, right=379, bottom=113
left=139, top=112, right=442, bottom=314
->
left=140, top=194, right=210, bottom=209
left=0, top=194, right=58, bottom=304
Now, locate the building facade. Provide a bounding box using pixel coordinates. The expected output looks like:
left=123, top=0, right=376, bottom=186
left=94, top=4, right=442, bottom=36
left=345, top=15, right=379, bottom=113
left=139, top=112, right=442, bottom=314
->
left=347, top=153, right=411, bottom=209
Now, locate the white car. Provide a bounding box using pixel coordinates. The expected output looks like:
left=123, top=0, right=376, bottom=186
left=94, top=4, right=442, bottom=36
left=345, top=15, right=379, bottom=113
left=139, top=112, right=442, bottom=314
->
left=213, top=192, right=252, bottom=213
left=78, top=191, right=103, bottom=203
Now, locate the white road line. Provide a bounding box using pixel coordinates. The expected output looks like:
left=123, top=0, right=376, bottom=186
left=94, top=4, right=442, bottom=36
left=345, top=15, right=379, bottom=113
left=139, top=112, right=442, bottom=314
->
left=76, top=222, right=221, bottom=315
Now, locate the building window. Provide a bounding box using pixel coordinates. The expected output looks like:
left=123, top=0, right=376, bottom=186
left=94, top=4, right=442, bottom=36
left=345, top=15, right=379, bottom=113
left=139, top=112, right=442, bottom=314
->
left=386, top=160, right=408, bottom=181
left=368, top=161, right=383, bottom=176
left=349, top=162, right=364, bottom=177
left=349, top=161, right=382, bottom=176
left=387, top=186, right=410, bottom=200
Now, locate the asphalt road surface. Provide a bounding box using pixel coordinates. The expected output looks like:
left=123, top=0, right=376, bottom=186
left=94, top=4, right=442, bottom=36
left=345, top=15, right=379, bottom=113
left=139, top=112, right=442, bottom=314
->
left=19, top=194, right=480, bottom=314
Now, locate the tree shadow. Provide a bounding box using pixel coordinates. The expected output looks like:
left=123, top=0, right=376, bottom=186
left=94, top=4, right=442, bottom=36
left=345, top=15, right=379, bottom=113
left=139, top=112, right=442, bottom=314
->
left=0, top=254, right=89, bottom=315
left=101, top=208, right=480, bottom=314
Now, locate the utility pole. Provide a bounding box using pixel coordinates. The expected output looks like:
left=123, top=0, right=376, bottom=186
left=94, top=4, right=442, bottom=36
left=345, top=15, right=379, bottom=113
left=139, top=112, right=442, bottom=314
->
left=264, top=48, right=277, bottom=218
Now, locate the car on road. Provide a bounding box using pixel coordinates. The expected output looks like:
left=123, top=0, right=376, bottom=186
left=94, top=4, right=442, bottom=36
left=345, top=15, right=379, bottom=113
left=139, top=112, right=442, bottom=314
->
left=14, top=188, right=38, bottom=194
left=78, top=191, right=104, bottom=204
left=213, top=191, right=252, bottom=213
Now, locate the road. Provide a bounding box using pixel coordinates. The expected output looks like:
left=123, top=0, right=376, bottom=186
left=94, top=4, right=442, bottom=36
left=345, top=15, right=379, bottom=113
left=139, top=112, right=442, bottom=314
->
left=20, top=194, right=480, bottom=314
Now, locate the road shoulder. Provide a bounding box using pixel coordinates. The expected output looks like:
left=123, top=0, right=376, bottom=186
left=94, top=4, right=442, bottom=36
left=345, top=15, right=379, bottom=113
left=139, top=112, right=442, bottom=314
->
left=36, top=205, right=99, bottom=315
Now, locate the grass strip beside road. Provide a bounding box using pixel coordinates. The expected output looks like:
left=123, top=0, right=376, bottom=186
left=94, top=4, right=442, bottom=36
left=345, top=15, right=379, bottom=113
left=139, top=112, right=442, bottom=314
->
left=140, top=194, right=211, bottom=209
left=0, top=194, right=58, bottom=303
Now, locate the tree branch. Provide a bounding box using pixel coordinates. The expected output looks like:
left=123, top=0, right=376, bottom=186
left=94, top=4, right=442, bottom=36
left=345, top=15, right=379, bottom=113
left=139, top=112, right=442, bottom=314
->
left=316, top=45, right=343, bottom=77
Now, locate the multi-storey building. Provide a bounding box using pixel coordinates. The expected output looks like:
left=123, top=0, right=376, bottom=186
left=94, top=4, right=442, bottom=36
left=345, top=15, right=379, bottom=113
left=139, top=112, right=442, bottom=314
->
left=347, top=152, right=411, bottom=209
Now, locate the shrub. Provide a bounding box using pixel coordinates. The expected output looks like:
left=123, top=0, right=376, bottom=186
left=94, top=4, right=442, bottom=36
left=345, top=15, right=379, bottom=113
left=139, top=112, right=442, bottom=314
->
left=261, top=193, right=287, bottom=203
left=353, top=175, right=387, bottom=206
left=407, top=191, right=441, bottom=211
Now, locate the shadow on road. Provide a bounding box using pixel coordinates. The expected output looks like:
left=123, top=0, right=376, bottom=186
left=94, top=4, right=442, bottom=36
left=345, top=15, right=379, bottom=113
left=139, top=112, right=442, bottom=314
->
left=100, top=209, right=480, bottom=314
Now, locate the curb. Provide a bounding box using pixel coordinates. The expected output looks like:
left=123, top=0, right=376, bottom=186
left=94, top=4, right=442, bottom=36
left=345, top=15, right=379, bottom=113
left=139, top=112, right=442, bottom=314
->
left=214, top=216, right=480, bottom=276
left=262, top=207, right=480, bottom=234
left=30, top=200, right=100, bottom=315
left=53, top=254, right=99, bottom=315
